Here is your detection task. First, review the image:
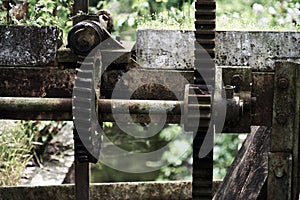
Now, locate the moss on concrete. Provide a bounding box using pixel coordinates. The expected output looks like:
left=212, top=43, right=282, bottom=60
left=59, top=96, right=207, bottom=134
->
left=0, top=181, right=192, bottom=200
left=0, top=26, right=61, bottom=66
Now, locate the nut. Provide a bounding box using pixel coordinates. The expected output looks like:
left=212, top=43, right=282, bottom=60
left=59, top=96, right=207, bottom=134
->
left=275, top=168, right=285, bottom=178
left=276, top=113, right=288, bottom=124
left=231, top=74, right=243, bottom=86
left=278, top=78, right=289, bottom=89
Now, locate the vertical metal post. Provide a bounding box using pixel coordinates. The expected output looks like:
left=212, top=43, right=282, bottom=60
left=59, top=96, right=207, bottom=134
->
left=71, top=1, right=92, bottom=199
left=73, top=0, right=89, bottom=16
left=268, top=62, right=300, bottom=200
left=74, top=128, right=90, bottom=200
left=75, top=160, right=90, bottom=200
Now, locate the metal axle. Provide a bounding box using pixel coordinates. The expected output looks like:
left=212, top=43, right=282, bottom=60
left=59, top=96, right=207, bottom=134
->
left=0, top=97, right=183, bottom=122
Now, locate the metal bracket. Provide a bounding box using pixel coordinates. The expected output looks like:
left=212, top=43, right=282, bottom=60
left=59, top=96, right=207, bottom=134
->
left=222, top=66, right=252, bottom=133
left=268, top=61, right=300, bottom=200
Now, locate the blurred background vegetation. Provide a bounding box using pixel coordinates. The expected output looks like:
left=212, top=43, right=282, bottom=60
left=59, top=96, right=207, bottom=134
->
left=0, top=0, right=299, bottom=185
left=0, top=0, right=299, bottom=39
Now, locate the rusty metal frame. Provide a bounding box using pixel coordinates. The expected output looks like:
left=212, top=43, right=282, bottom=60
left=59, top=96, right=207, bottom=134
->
left=268, top=61, right=300, bottom=200
left=0, top=0, right=299, bottom=199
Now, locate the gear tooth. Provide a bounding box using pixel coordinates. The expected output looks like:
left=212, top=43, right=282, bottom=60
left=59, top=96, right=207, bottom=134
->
left=194, top=0, right=215, bottom=86
left=193, top=0, right=215, bottom=198
left=73, top=108, right=93, bottom=119
left=73, top=56, right=101, bottom=163
left=75, top=77, right=94, bottom=88
left=185, top=85, right=211, bottom=129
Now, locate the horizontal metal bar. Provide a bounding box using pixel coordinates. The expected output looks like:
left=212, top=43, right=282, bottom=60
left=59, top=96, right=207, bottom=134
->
left=101, top=114, right=182, bottom=124
left=0, top=97, right=182, bottom=121
left=0, top=97, right=72, bottom=112
left=0, top=97, right=253, bottom=133
left=100, top=99, right=182, bottom=114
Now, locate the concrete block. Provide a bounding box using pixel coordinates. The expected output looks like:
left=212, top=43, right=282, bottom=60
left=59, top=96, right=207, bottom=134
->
left=0, top=26, right=61, bottom=66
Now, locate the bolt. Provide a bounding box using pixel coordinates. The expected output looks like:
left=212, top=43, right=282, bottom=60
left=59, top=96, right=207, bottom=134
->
left=231, top=75, right=243, bottom=86
left=278, top=78, right=289, bottom=89
left=276, top=113, right=288, bottom=124
left=224, top=85, right=234, bottom=99
left=275, top=169, right=285, bottom=178
left=251, top=97, right=257, bottom=103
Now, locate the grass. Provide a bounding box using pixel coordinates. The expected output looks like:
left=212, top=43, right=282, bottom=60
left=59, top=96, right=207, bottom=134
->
left=0, top=120, right=64, bottom=186
left=217, top=17, right=299, bottom=31
left=137, top=2, right=194, bottom=30
left=137, top=2, right=195, bottom=30
left=136, top=1, right=299, bottom=31
left=0, top=121, right=34, bottom=186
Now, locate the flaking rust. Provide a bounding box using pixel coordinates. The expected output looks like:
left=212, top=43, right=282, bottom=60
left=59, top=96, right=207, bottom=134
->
left=0, top=67, right=75, bottom=97
left=121, top=69, right=191, bottom=100
left=130, top=101, right=176, bottom=113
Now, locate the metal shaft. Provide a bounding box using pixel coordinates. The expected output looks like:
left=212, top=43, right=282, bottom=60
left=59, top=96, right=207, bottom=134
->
left=0, top=97, right=182, bottom=120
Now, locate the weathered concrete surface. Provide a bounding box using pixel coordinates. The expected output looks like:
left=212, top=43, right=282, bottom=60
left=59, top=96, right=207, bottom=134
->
left=0, top=181, right=192, bottom=200
left=0, top=26, right=61, bottom=66
left=137, top=30, right=195, bottom=69
left=137, top=30, right=300, bottom=71
left=216, top=31, right=300, bottom=71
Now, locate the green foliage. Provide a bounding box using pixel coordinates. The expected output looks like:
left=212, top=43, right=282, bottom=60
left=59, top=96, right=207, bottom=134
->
left=213, top=134, right=247, bottom=180
left=92, top=123, right=168, bottom=182
left=0, top=0, right=73, bottom=39
left=137, top=3, right=194, bottom=30
left=217, top=0, right=299, bottom=30
left=0, top=121, right=33, bottom=185
left=0, top=0, right=298, bottom=41
left=156, top=125, right=192, bottom=180
left=22, top=121, right=64, bottom=163
left=96, top=0, right=193, bottom=39
left=92, top=124, right=192, bottom=182
left=96, top=0, right=299, bottom=39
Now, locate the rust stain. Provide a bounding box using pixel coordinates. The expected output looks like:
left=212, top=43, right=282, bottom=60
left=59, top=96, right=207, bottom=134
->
left=0, top=66, right=75, bottom=97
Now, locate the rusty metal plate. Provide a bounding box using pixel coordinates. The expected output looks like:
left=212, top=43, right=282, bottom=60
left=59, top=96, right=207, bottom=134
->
left=0, top=67, right=193, bottom=100
left=0, top=67, right=75, bottom=97
left=251, top=72, right=274, bottom=126
left=222, top=67, right=252, bottom=92
left=269, top=61, right=300, bottom=200
left=102, top=69, right=194, bottom=100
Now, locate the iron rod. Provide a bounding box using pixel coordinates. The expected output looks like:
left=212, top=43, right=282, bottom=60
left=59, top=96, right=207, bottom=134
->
left=0, top=97, right=182, bottom=115
left=0, top=97, right=72, bottom=112
left=100, top=99, right=182, bottom=114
